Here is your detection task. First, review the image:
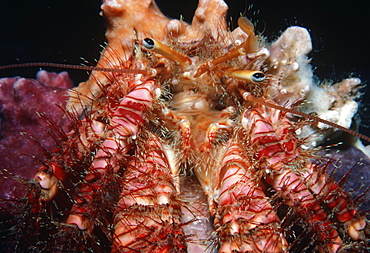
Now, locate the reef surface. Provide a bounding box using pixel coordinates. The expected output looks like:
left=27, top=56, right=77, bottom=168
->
left=0, top=71, right=73, bottom=213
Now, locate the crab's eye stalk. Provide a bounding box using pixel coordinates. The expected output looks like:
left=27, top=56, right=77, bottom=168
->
left=228, top=69, right=265, bottom=83
left=142, top=37, right=191, bottom=65
left=251, top=72, right=265, bottom=83
left=143, top=38, right=155, bottom=50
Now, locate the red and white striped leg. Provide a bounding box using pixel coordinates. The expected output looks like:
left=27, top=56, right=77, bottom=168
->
left=67, top=79, right=156, bottom=232
left=303, top=163, right=367, bottom=240
left=242, top=105, right=345, bottom=252
left=214, top=139, right=287, bottom=253
left=112, top=133, right=186, bottom=252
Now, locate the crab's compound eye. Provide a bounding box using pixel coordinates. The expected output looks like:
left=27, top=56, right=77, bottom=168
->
left=251, top=72, right=265, bottom=83
left=143, top=38, right=155, bottom=50
left=228, top=69, right=266, bottom=83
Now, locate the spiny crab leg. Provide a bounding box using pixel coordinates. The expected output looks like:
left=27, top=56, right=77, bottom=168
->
left=31, top=115, right=108, bottom=212
left=240, top=101, right=366, bottom=252
left=214, top=139, right=288, bottom=253
left=67, top=79, right=156, bottom=232
left=303, top=163, right=367, bottom=240
left=112, top=133, right=185, bottom=252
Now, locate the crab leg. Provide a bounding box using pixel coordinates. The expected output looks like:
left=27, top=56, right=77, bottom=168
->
left=67, top=79, right=156, bottom=232
left=214, top=139, right=287, bottom=253
left=32, top=115, right=108, bottom=201
left=112, top=133, right=186, bottom=252
left=303, top=163, right=367, bottom=240
left=242, top=105, right=344, bottom=252
left=192, top=117, right=287, bottom=252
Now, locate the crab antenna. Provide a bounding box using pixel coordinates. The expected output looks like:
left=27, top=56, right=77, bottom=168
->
left=0, top=62, right=151, bottom=75
left=241, top=90, right=370, bottom=143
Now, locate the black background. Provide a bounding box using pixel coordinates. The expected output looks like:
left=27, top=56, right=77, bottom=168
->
left=0, top=0, right=369, bottom=137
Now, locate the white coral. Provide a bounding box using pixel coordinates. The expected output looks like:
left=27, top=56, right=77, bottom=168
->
left=267, top=26, right=361, bottom=148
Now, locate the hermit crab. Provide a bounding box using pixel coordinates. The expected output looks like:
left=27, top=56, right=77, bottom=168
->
left=0, top=0, right=369, bottom=252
